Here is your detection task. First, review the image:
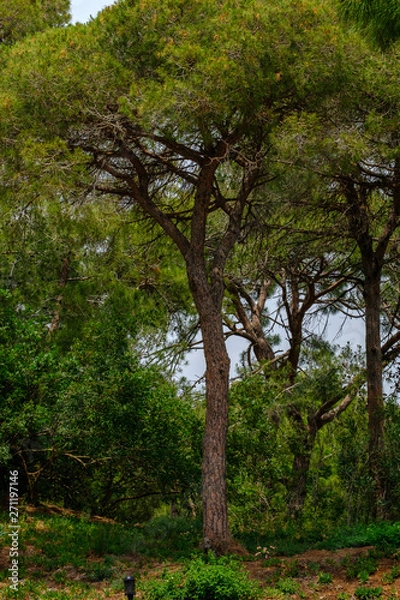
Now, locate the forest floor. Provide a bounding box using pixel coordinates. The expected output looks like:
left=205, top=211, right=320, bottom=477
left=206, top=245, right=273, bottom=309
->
left=1, top=544, right=399, bottom=599
left=244, top=546, right=400, bottom=599
left=132, top=546, right=400, bottom=600
left=1, top=506, right=400, bottom=599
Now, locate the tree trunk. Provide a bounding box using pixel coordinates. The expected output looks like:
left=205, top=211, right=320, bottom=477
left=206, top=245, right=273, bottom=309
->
left=287, top=407, right=316, bottom=519
left=202, top=315, right=231, bottom=554
left=364, top=270, right=385, bottom=515
left=289, top=449, right=313, bottom=518
left=187, top=259, right=232, bottom=554
left=341, top=177, right=389, bottom=517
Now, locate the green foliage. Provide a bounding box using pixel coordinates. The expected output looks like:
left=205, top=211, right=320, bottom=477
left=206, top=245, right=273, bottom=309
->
left=142, top=555, right=261, bottom=600
left=381, top=564, right=400, bottom=584
left=95, top=0, right=350, bottom=133
left=227, top=342, right=366, bottom=536
left=339, top=0, right=400, bottom=48
left=140, top=516, right=202, bottom=559
left=227, top=373, right=291, bottom=533
left=354, top=586, right=383, bottom=599
left=318, top=571, right=333, bottom=584
left=0, top=288, right=201, bottom=517
left=0, top=0, right=70, bottom=46
left=324, top=522, right=400, bottom=553
left=275, top=577, right=300, bottom=595
left=23, top=517, right=137, bottom=568
left=1, top=0, right=400, bottom=551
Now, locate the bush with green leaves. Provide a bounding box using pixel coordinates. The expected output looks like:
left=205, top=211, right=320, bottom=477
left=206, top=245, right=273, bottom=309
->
left=143, top=555, right=261, bottom=600
left=0, top=288, right=201, bottom=519
left=354, top=586, right=383, bottom=600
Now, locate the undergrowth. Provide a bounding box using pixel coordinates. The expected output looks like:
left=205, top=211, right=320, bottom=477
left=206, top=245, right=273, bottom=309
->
left=1, top=510, right=400, bottom=599
left=142, top=555, right=261, bottom=600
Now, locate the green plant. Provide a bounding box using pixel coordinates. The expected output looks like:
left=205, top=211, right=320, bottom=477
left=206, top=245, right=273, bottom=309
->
left=318, top=571, right=333, bottom=584
left=264, top=557, right=282, bottom=568
left=142, top=556, right=261, bottom=600
left=89, top=556, right=114, bottom=582
left=325, top=522, right=400, bottom=553
left=141, top=516, right=202, bottom=559
left=275, top=578, right=300, bottom=595
left=284, top=560, right=299, bottom=578
left=53, top=569, right=67, bottom=584
left=382, top=564, right=400, bottom=583
left=358, top=570, right=370, bottom=583
left=354, top=586, right=383, bottom=599
left=343, top=554, right=377, bottom=579
left=337, top=593, right=350, bottom=600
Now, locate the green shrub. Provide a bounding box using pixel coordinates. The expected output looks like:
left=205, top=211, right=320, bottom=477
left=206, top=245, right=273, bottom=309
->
left=141, top=516, right=202, bottom=558
left=354, top=586, right=383, bottom=599
left=275, top=577, right=300, bottom=595
left=143, top=555, right=260, bottom=600
left=343, top=554, right=377, bottom=580
left=382, top=564, right=400, bottom=584
left=317, top=571, right=332, bottom=584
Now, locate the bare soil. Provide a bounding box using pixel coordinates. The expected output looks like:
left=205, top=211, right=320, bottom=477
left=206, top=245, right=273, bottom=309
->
left=244, top=546, right=400, bottom=599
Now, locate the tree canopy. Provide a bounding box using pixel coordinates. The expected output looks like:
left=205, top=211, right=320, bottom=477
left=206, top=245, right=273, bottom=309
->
left=1, top=0, right=400, bottom=550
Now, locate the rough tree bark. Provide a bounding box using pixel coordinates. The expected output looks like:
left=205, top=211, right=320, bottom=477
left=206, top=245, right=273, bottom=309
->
left=341, top=175, right=400, bottom=515
left=364, top=261, right=384, bottom=508
left=89, top=123, right=260, bottom=552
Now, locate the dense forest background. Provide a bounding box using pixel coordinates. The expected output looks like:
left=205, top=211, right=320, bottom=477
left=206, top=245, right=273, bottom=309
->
left=1, top=0, right=400, bottom=553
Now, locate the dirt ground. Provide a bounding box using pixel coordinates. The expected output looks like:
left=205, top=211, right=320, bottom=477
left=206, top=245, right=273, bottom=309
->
left=243, top=546, right=400, bottom=599
left=98, top=545, right=400, bottom=599
left=1, top=542, right=400, bottom=599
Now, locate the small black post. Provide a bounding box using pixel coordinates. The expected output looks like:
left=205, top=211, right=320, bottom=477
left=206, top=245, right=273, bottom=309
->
left=124, top=575, right=135, bottom=600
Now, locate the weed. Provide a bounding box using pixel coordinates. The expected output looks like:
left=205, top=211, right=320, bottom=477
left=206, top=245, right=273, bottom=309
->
left=284, top=560, right=299, bottom=578
left=354, top=586, right=383, bottom=599
left=358, top=570, right=370, bottom=583
left=275, top=577, right=300, bottom=595
left=263, top=557, right=282, bottom=568
left=382, top=564, right=400, bottom=583
left=324, top=522, right=400, bottom=554
left=53, top=568, right=67, bottom=584
left=343, top=554, right=377, bottom=579
left=307, top=561, right=321, bottom=572
left=317, top=571, right=333, bottom=584
left=141, top=516, right=202, bottom=559
left=265, top=566, right=283, bottom=584
left=337, top=594, right=351, bottom=600
left=89, top=555, right=115, bottom=581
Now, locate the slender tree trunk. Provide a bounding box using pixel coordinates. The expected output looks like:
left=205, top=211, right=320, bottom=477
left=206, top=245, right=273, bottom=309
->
left=187, top=258, right=232, bottom=554
left=287, top=407, right=316, bottom=518
left=342, top=178, right=389, bottom=517
left=202, top=313, right=231, bottom=554
left=364, top=269, right=385, bottom=515
left=289, top=450, right=313, bottom=518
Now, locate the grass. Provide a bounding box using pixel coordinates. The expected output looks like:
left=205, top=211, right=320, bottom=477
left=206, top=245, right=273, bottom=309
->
left=1, top=508, right=400, bottom=599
